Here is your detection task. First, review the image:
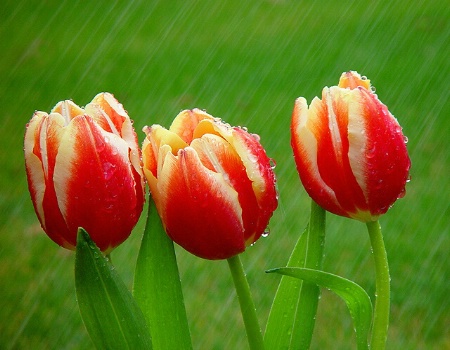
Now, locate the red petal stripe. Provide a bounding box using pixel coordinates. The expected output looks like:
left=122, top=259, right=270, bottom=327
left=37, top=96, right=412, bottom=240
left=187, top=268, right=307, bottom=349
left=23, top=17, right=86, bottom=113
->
left=55, top=116, right=142, bottom=252
left=158, top=147, right=245, bottom=260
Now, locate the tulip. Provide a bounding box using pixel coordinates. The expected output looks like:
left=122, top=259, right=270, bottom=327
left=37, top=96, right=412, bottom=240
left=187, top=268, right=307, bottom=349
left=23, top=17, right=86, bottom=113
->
left=291, top=71, right=411, bottom=222
left=24, top=93, right=145, bottom=253
left=142, top=109, right=278, bottom=260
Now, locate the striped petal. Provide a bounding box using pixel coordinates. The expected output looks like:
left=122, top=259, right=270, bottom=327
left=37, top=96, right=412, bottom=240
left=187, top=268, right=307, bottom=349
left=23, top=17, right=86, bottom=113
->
left=169, top=108, right=214, bottom=144
left=190, top=133, right=260, bottom=244
left=54, top=115, right=142, bottom=252
left=357, top=88, right=410, bottom=217
left=157, top=147, right=245, bottom=260
left=25, top=112, right=72, bottom=248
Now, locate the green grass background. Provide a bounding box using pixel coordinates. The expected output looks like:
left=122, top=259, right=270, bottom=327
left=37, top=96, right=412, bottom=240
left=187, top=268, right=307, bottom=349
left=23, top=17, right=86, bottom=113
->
left=1, top=1, right=448, bottom=349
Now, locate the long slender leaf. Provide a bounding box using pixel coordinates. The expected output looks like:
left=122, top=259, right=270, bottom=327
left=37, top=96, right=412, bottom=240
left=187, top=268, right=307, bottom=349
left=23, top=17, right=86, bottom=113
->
left=263, top=225, right=308, bottom=349
left=267, top=267, right=372, bottom=350
left=133, top=198, right=192, bottom=350
left=75, top=228, right=152, bottom=350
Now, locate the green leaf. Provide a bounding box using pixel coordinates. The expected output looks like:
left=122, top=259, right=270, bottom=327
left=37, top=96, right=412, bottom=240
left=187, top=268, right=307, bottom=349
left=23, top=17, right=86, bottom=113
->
left=133, top=198, right=192, bottom=350
left=75, top=228, right=152, bottom=350
left=267, top=267, right=372, bottom=350
left=289, top=201, right=326, bottom=349
left=264, top=200, right=326, bottom=350
left=263, top=225, right=308, bottom=349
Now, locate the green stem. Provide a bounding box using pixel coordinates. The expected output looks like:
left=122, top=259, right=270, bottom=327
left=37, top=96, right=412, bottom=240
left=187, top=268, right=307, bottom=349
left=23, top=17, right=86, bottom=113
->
left=227, top=254, right=265, bottom=350
left=367, top=220, right=390, bottom=350
left=290, top=200, right=326, bottom=349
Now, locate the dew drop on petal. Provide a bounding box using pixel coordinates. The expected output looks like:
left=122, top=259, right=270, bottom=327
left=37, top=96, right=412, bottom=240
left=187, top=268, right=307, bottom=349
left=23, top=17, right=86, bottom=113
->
left=97, top=140, right=105, bottom=152
left=247, top=152, right=258, bottom=164
left=397, top=187, right=406, bottom=199
left=103, top=162, right=116, bottom=180
left=250, top=133, right=260, bottom=142
left=367, top=146, right=376, bottom=159
left=269, top=158, right=276, bottom=169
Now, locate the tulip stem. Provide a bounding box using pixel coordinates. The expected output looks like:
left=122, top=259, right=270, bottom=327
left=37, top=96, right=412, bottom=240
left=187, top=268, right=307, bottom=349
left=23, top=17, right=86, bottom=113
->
left=290, top=200, right=326, bottom=349
left=367, top=220, right=390, bottom=350
left=227, top=254, right=265, bottom=350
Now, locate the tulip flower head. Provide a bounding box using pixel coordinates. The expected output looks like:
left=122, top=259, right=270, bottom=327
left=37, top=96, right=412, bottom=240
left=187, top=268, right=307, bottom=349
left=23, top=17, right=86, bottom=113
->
left=24, top=93, right=145, bottom=253
left=142, top=109, right=278, bottom=260
left=291, top=71, right=411, bottom=222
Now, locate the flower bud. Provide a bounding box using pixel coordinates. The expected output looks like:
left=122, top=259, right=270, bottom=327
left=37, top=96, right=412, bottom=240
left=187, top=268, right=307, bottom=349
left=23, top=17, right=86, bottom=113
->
left=291, top=71, right=411, bottom=222
left=142, top=109, right=278, bottom=259
left=24, top=93, right=145, bottom=253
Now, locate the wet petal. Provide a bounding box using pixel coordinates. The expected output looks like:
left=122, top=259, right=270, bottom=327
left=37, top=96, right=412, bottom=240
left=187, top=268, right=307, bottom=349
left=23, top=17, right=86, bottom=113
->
left=156, top=147, right=245, bottom=259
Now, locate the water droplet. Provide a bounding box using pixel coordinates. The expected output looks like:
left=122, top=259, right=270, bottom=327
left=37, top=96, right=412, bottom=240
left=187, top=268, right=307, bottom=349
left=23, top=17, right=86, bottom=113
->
left=262, top=227, right=270, bottom=238
left=269, top=158, right=276, bottom=169
left=247, top=153, right=258, bottom=163
left=103, top=162, right=116, bottom=180
left=251, top=133, right=260, bottom=142
left=367, top=145, right=376, bottom=159
left=370, top=85, right=377, bottom=93
left=97, top=141, right=105, bottom=152
left=403, top=135, right=409, bottom=144
left=397, top=187, right=406, bottom=199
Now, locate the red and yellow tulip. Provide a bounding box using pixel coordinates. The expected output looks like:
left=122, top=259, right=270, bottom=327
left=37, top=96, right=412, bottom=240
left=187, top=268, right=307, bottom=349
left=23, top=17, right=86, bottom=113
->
left=24, top=93, right=145, bottom=253
left=142, top=109, right=278, bottom=259
left=291, top=71, right=411, bottom=222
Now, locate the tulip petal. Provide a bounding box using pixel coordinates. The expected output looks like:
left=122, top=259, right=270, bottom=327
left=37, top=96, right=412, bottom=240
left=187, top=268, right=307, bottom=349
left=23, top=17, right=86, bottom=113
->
left=191, top=134, right=261, bottom=242
left=199, top=120, right=277, bottom=243
left=317, top=87, right=368, bottom=216
left=51, top=100, right=84, bottom=124
left=156, top=147, right=245, bottom=259
left=85, top=93, right=127, bottom=137
left=54, top=115, right=142, bottom=252
left=142, top=125, right=189, bottom=200
left=212, top=122, right=277, bottom=206
left=169, top=109, right=214, bottom=144
left=25, top=112, right=49, bottom=226
left=142, top=137, right=158, bottom=183
left=291, top=97, right=344, bottom=216
left=358, top=88, right=410, bottom=217
left=25, top=112, right=75, bottom=248
left=144, top=124, right=189, bottom=158
left=86, top=93, right=144, bottom=188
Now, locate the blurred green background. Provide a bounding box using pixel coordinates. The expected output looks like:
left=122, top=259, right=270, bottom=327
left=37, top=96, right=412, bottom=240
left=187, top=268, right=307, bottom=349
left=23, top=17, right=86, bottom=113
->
left=1, top=0, right=448, bottom=349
